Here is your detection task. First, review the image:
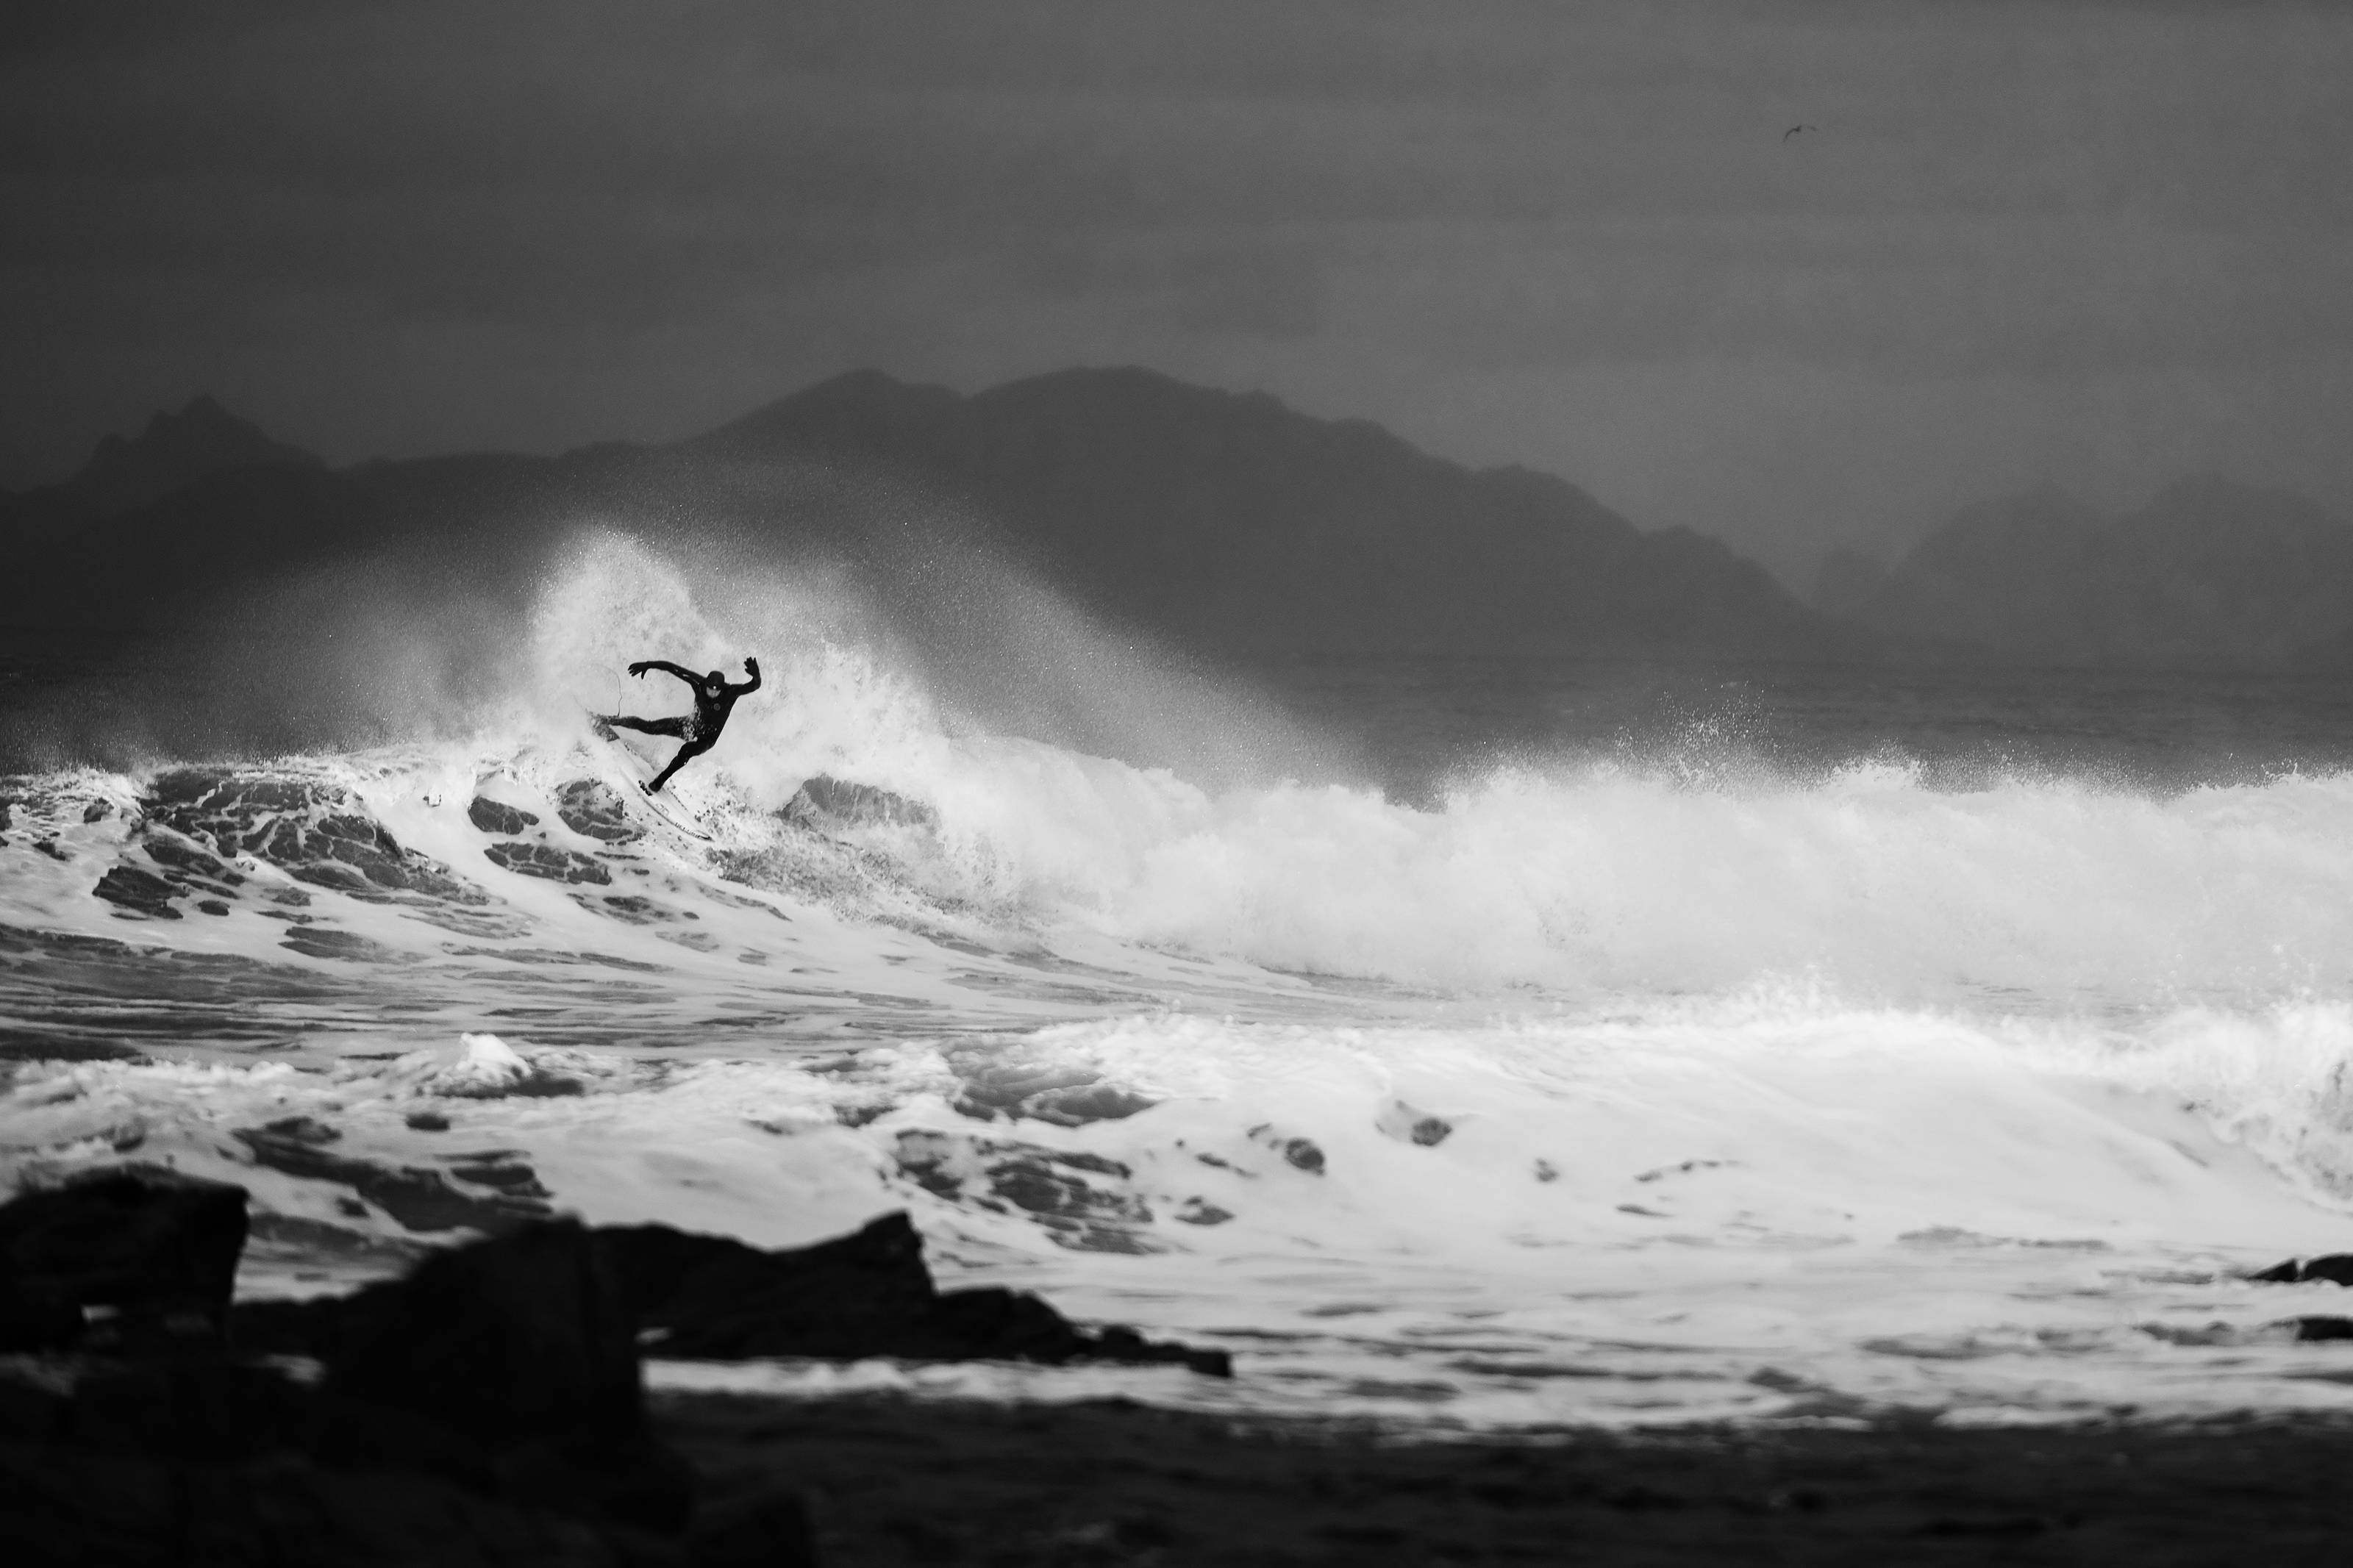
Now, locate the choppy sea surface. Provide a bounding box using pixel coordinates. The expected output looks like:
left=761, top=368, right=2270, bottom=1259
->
left=11, top=536, right=2353, bottom=1431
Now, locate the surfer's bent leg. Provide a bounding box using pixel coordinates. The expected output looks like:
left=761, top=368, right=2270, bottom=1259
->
left=604, top=715, right=690, bottom=738
left=646, top=738, right=713, bottom=795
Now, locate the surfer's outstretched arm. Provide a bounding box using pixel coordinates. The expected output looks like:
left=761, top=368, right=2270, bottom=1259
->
left=727, top=656, right=761, bottom=696
left=628, top=659, right=700, bottom=687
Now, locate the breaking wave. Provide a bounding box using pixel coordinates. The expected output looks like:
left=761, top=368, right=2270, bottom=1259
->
left=510, top=534, right=2353, bottom=1009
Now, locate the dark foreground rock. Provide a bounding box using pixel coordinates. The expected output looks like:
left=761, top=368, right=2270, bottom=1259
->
left=2251, top=1253, right=2353, bottom=1286
left=238, top=1211, right=1229, bottom=1378
left=0, top=1170, right=247, bottom=1353
left=2291, top=1315, right=2353, bottom=1342
left=597, top=1211, right=1229, bottom=1374
left=0, top=1176, right=813, bottom=1567
left=0, top=1429, right=649, bottom=1568
left=1, top=1351, right=812, bottom=1567
left=323, top=1220, right=694, bottom=1533
left=4, top=1172, right=1227, bottom=1564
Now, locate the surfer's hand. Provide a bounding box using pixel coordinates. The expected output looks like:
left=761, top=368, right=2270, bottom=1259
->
left=628, top=662, right=648, bottom=677
left=743, top=656, right=760, bottom=676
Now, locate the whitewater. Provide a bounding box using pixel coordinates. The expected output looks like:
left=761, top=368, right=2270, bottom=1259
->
left=9, top=534, right=2353, bottom=1431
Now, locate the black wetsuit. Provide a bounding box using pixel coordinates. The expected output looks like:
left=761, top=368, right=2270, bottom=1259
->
left=601, top=657, right=760, bottom=792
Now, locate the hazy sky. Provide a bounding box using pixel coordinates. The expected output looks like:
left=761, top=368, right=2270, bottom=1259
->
left=4, top=0, right=2349, bottom=581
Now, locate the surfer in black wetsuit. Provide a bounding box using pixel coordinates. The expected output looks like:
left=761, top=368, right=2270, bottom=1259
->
left=596, top=656, right=760, bottom=794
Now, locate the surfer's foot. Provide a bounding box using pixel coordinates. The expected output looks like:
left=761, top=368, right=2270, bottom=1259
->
left=638, top=780, right=657, bottom=796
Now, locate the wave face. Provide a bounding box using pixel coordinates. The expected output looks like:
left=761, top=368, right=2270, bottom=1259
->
left=8, top=534, right=2353, bottom=1427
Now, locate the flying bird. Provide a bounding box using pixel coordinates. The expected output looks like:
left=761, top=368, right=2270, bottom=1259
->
left=1783, top=123, right=1817, bottom=141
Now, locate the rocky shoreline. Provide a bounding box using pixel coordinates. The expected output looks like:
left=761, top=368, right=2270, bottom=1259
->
left=1, top=1170, right=1222, bottom=1565
left=11, top=1168, right=2353, bottom=1564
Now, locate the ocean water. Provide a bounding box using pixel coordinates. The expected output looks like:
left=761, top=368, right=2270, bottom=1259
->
left=10, top=532, right=2353, bottom=1431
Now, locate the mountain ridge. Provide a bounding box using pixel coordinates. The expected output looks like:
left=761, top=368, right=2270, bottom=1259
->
left=1811, top=476, right=2353, bottom=667
left=682, top=365, right=1848, bottom=659
left=23, top=373, right=2352, bottom=672
left=7, top=368, right=1859, bottom=667
left=0, top=395, right=324, bottom=538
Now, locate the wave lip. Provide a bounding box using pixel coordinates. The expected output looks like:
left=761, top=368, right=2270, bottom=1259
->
left=17, top=737, right=2353, bottom=1032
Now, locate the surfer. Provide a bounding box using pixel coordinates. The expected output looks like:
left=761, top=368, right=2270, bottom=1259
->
left=596, top=656, right=761, bottom=794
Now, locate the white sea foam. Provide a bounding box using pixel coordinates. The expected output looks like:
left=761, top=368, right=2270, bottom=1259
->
left=9, top=1003, right=2353, bottom=1425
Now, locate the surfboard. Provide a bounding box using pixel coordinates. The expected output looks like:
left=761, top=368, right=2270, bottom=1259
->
left=632, top=784, right=715, bottom=843
left=589, top=715, right=715, bottom=842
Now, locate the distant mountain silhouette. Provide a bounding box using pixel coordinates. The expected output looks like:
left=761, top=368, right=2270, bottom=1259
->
left=696, top=367, right=1852, bottom=658
left=1810, top=477, right=2353, bottom=667
left=3, top=368, right=1865, bottom=667
left=0, top=396, right=322, bottom=538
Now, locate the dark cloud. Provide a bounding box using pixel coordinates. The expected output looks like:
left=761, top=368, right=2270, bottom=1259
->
left=3, top=0, right=2349, bottom=578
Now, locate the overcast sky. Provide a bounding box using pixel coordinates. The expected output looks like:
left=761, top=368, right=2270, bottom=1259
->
left=4, top=0, right=2349, bottom=580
